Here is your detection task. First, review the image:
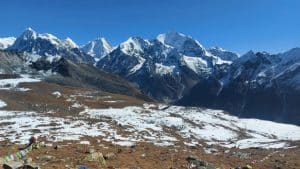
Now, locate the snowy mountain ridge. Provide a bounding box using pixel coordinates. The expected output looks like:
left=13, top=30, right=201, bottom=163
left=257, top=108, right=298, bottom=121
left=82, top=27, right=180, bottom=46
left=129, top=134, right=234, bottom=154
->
left=80, top=37, right=112, bottom=60
left=178, top=47, right=300, bottom=125
left=96, top=31, right=238, bottom=101
left=8, top=28, right=94, bottom=64
left=0, top=37, right=16, bottom=49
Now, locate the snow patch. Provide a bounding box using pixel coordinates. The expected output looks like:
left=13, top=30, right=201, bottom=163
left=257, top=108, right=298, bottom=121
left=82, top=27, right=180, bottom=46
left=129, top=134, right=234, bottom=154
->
left=0, top=99, right=7, bottom=108
left=52, top=91, right=62, bottom=98
left=79, top=141, right=90, bottom=145
left=129, top=57, right=146, bottom=74
left=1, top=104, right=299, bottom=149
left=182, top=55, right=208, bottom=74
left=0, top=75, right=40, bottom=90
left=155, top=63, right=175, bottom=75
left=71, top=102, right=83, bottom=108
left=80, top=106, right=300, bottom=149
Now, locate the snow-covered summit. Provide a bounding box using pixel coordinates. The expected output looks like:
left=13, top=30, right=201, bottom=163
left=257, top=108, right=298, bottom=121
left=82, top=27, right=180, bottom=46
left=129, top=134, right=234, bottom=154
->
left=16, top=27, right=61, bottom=46
left=157, top=32, right=202, bottom=48
left=20, top=27, right=37, bottom=40
left=80, top=37, right=112, bottom=59
left=9, top=28, right=94, bottom=64
left=156, top=32, right=206, bottom=57
left=97, top=32, right=237, bottom=101
left=0, top=37, right=16, bottom=49
left=63, top=37, right=78, bottom=49
left=120, top=37, right=150, bottom=55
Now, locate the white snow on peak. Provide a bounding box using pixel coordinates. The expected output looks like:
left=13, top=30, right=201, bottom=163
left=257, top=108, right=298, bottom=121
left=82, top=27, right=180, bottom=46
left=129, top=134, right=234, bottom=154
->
left=0, top=37, right=16, bottom=49
left=209, top=46, right=227, bottom=52
left=17, top=28, right=61, bottom=46
left=63, top=37, right=78, bottom=49
left=156, top=32, right=204, bottom=49
left=81, top=37, right=112, bottom=59
left=120, top=37, right=149, bottom=55
left=20, top=27, right=37, bottom=40
left=37, top=33, right=61, bottom=46
left=207, top=47, right=239, bottom=62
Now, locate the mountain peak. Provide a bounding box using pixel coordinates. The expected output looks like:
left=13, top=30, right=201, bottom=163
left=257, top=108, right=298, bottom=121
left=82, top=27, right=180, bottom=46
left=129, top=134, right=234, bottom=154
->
left=95, top=37, right=108, bottom=42
left=25, top=27, right=34, bottom=32
left=0, top=37, right=16, bottom=49
left=156, top=32, right=205, bottom=54
left=120, top=37, right=150, bottom=55
left=17, top=28, right=62, bottom=46
left=80, top=37, right=112, bottom=59
left=63, top=37, right=78, bottom=48
left=156, top=32, right=188, bottom=44
left=21, top=27, right=37, bottom=40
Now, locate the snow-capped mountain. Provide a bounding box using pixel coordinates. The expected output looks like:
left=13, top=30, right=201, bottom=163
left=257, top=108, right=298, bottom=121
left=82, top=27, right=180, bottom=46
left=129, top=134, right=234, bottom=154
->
left=63, top=37, right=79, bottom=49
left=97, top=32, right=236, bottom=102
left=156, top=32, right=206, bottom=56
left=207, top=47, right=239, bottom=62
left=80, top=38, right=112, bottom=60
left=9, top=28, right=94, bottom=64
left=178, top=48, right=300, bottom=125
left=0, top=37, right=16, bottom=49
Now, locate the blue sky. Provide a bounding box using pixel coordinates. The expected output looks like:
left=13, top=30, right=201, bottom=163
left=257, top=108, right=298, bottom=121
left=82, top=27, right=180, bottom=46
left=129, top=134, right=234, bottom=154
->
left=1, top=0, right=299, bottom=54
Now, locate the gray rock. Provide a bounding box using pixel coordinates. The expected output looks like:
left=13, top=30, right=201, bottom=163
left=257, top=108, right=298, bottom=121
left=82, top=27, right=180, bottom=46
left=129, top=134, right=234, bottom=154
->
left=104, top=152, right=116, bottom=160
left=130, top=166, right=141, bottom=169
left=186, top=155, right=217, bottom=169
left=37, top=155, right=54, bottom=162
left=3, top=161, right=23, bottom=169
left=23, top=157, right=32, bottom=164
left=232, top=152, right=251, bottom=159
left=3, top=161, right=39, bottom=169
left=87, top=148, right=95, bottom=154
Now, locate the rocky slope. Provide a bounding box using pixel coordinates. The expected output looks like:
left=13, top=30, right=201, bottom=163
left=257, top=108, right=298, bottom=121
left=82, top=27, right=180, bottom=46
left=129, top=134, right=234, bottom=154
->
left=0, top=50, right=148, bottom=100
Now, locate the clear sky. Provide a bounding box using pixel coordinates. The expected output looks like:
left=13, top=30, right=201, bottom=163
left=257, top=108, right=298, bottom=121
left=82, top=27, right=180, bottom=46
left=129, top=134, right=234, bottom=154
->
left=1, top=0, right=299, bottom=54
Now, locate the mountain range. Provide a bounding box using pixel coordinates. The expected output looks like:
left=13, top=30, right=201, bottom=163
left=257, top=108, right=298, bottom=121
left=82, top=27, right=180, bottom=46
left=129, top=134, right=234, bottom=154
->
left=0, top=28, right=299, bottom=125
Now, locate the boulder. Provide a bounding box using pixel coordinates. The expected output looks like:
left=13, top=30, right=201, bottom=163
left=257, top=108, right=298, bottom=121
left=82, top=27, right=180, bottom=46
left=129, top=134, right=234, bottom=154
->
left=186, top=155, right=218, bottom=169
left=104, top=153, right=116, bottom=160
left=3, top=161, right=39, bottom=169
left=37, top=155, right=54, bottom=162
left=84, top=152, right=106, bottom=167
